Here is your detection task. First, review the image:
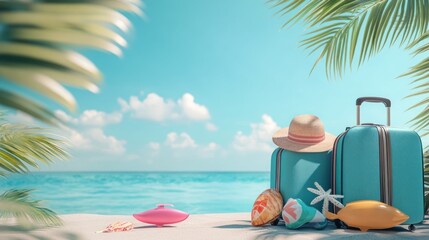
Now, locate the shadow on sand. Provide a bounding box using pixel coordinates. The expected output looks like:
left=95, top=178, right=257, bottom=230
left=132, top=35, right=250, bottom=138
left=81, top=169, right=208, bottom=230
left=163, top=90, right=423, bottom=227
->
left=214, top=217, right=429, bottom=240
left=134, top=225, right=176, bottom=229
left=0, top=225, right=83, bottom=240
left=214, top=220, right=252, bottom=229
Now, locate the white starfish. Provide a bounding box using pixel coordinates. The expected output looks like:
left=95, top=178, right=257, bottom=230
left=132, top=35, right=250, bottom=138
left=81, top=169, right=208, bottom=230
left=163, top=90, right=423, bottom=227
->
left=307, top=182, right=344, bottom=215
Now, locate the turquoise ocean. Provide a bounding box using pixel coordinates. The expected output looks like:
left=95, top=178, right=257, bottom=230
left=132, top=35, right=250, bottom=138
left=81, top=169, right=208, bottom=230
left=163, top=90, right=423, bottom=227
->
left=0, top=172, right=269, bottom=215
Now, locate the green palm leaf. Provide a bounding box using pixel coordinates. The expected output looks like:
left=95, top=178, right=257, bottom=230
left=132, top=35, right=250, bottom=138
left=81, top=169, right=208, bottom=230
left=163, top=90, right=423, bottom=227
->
left=0, top=91, right=61, bottom=126
left=0, top=0, right=141, bottom=124
left=0, top=113, right=68, bottom=227
left=9, top=28, right=124, bottom=57
left=0, top=65, right=77, bottom=112
left=0, top=121, right=68, bottom=174
left=0, top=65, right=100, bottom=93
left=273, top=0, right=429, bottom=135
left=275, top=0, right=429, bottom=77
left=0, top=42, right=101, bottom=79
left=0, top=189, right=62, bottom=226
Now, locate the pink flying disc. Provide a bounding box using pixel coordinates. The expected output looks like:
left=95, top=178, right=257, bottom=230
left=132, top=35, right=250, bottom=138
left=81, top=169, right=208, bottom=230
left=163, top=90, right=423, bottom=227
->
left=133, top=204, right=189, bottom=227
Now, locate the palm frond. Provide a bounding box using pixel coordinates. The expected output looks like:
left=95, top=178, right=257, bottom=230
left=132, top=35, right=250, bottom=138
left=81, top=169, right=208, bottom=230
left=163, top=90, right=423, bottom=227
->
left=0, top=0, right=141, bottom=125
left=401, top=30, right=429, bottom=131
left=0, top=122, right=68, bottom=174
left=0, top=189, right=62, bottom=226
left=273, top=0, right=429, bottom=78
left=0, top=91, right=60, bottom=126
left=274, top=0, right=429, bottom=136
left=272, top=0, right=370, bottom=28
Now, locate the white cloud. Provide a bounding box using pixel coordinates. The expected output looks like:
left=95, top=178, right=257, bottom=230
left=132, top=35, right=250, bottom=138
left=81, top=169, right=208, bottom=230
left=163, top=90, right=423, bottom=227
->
left=149, top=132, right=219, bottom=154
left=178, top=93, right=210, bottom=120
left=66, top=127, right=91, bottom=149
left=87, top=128, right=126, bottom=154
left=61, top=126, right=126, bottom=155
left=56, top=110, right=126, bottom=155
left=118, top=92, right=210, bottom=122
left=55, top=110, right=122, bottom=127
left=118, top=98, right=130, bottom=112
left=5, top=111, right=36, bottom=125
left=148, top=142, right=161, bottom=151
left=165, top=132, right=197, bottom=149
left=121, top=94, right=177, bottom=121
left=232, top=114, right=280, bottom=152
left=205, top=122, right=218, bottom=131
left=79, top=110, right=122, bottom=126
left=55, top=110, right=77, bottom=124
left=204, top=142, right=219, bottom=151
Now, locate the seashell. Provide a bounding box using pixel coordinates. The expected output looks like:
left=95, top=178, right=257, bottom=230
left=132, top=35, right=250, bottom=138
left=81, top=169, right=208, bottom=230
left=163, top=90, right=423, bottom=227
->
left=282, top=198, right=327, bottom=229
left=133, top=204, right=189, bottom=227
left=251, top=189, right=283, bottom=226
left=96, top=221, right=133, bottom=233
left=325, top=200, right=409, bottom=232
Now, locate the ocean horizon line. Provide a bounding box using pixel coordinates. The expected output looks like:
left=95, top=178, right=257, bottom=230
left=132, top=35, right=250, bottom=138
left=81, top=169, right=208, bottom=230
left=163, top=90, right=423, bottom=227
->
left=30, top=170, right=270, bottom=174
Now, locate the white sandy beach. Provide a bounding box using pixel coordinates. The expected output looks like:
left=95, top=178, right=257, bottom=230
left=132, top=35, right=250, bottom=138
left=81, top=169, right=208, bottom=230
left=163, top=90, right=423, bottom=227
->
left=1, top=213, right=428, bottom=240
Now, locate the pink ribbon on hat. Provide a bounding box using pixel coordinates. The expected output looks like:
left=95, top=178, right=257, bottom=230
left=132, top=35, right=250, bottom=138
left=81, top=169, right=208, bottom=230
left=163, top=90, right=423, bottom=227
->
left=288, top=132, right=325, bottom=144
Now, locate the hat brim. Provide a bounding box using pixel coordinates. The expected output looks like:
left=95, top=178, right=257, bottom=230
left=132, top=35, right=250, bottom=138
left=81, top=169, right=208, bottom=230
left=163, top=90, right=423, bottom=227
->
left=272, top=128, right=336, bottom=152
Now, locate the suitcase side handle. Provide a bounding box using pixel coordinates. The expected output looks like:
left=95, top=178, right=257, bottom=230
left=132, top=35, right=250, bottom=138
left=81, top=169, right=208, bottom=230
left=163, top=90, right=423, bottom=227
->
left=356, top=97, right=391, bottom=126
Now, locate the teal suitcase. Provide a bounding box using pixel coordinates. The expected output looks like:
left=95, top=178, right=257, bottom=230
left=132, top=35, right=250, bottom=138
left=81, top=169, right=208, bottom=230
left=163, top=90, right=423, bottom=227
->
left=270, top=148, right=332, bottom=212
left=332, top=97, right=424, bottom=228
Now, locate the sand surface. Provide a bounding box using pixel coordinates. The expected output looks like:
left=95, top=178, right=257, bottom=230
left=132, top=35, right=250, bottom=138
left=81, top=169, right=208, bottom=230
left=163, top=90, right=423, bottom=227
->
left=1, top=213, right=428, bottom=240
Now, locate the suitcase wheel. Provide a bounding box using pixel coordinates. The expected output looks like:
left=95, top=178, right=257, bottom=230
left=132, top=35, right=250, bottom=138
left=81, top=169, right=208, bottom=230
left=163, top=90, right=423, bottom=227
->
left=334, top=220, right=343, bottom=229
left=271, top=218, right=280, bottom=226
left=408, top=224, right=415, bottom=232
left=334, top=220, right=348, bottom=229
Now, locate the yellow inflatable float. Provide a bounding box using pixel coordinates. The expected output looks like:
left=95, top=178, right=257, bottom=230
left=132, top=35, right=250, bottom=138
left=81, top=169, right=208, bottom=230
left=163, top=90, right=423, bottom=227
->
left=325, top=200, right=409, bottom=232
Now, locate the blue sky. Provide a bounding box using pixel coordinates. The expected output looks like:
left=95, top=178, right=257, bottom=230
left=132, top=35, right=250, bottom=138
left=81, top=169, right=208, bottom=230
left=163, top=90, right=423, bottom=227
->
left=7, top=0, right=426, bottom=171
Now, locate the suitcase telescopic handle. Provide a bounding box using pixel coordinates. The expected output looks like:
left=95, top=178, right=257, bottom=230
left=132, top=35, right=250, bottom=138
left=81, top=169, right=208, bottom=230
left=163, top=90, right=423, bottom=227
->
left=356, top=97, right=391, bottom=126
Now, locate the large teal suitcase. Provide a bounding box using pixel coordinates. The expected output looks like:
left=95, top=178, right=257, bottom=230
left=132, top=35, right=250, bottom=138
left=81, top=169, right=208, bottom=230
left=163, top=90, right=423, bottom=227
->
left=270, top=148, right=332, bottom=212
left=332, top=97, right=424, bottom=227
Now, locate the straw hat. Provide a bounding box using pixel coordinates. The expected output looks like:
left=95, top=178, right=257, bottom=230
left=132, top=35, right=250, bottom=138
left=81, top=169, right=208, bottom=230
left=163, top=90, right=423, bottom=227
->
left=272, top=114, right=335, bottom=152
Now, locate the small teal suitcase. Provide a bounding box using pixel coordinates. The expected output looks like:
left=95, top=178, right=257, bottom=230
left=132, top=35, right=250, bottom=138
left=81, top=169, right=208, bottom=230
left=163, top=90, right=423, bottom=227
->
left=332, top=97, right=424, bottom=228
left=270, top=148, right=332, bottom=212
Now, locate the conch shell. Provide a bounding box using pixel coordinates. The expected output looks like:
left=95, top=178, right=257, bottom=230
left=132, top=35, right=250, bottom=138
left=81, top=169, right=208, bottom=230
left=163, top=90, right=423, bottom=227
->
left=251, top=189, right=283, bottom=226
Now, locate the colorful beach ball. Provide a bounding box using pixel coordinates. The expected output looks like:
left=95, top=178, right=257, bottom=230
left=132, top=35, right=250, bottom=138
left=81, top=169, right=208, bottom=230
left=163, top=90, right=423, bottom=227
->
left=251, top=189, right=283, bottom=226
